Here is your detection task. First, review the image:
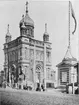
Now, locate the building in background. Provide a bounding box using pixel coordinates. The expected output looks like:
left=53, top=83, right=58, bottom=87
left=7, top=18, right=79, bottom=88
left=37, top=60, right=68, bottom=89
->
left=3, top=2, right=54, bottom=90
left=0, top=70, right=5, bottom=87
left=74, top=62, right=79, bottom=85
left=56, top=1, right=78, bottom=88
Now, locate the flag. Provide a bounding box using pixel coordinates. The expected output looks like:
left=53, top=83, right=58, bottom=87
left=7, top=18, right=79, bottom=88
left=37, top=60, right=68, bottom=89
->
left=70, top=1, right=77, bottom=35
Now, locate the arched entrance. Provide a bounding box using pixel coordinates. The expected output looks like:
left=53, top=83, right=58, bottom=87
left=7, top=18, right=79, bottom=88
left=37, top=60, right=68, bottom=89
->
left=10, top=64, right=16, bottom=88
left=36, top=64, right=43, bottom=90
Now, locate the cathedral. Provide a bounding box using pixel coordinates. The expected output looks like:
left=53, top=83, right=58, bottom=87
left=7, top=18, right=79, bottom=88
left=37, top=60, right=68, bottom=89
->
left=3, top=2, right=53, bottom=90
left=56, top=46, right=77, bottom=86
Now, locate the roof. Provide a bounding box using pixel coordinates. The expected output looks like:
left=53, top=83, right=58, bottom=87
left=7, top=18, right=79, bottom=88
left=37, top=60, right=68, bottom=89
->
left=56, top=46, right=77, bottom=67
left=20, top=13, right=34, bottom=27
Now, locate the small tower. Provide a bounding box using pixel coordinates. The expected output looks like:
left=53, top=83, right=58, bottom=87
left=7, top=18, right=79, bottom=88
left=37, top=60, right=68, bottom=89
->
left=19, top=1, right=34, bottom=38
left=5, top=24, right=11, bottom=43
left=43, top=23, right=49, bottom=42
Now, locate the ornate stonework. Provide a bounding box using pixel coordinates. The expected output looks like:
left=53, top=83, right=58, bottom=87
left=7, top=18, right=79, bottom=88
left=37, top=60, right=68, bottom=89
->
left=4, top=2, right=53, bottom=89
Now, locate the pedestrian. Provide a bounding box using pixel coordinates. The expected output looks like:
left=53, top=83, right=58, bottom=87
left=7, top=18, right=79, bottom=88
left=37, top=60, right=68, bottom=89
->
left=41, top=84, right=45, bottom=91
left=66, top=83, right=69, bottom=94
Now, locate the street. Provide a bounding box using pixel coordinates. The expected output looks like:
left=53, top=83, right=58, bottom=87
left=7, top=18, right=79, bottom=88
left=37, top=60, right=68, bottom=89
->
left=0, top=88, right=79, bottom=105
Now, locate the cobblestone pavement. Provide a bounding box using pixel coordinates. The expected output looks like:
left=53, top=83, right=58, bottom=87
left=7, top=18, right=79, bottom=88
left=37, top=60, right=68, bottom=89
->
left=0, top=88, right=79, bottom=105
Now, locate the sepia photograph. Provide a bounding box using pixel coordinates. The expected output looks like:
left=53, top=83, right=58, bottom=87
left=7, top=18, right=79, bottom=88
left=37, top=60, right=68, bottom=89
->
left=0, top=0, right=79, bottom=105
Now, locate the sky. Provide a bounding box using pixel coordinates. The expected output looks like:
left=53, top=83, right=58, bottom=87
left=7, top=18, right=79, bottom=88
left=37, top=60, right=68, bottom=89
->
left=0, top=0, right=78, bottom=71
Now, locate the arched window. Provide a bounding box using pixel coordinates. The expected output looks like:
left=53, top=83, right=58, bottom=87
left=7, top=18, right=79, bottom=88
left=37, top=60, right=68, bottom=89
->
left=31, top=29, right=32, bottom=35
left=46, top=52, right=51, bottom=63
left=25, top=48, right=29, bottom=60
left=27, top=29, right=29, bottom=34
left=22, top=30, right=24, bottom=35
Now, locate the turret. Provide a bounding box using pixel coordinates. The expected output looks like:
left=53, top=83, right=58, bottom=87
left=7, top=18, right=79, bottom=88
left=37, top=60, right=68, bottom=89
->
left=43, top=23, right=49, bottom=42
left=5, top=24, right=11, bottom=43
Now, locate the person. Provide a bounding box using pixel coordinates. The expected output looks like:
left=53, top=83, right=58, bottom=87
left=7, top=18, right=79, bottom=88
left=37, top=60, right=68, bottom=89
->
left=66, top=83, right=69, bottom=94
left=41, top=84, right=45, bottom=91
left=36, top=83, right=41, bottom=91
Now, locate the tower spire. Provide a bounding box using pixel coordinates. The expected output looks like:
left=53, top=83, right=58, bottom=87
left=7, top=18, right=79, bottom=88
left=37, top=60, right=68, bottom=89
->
left=7, top=24, right=9, bottom=35
left=45, top=23, right=47, bottom=33
left=5, top=24, right=11, bottom=43
left=6, top=24, right=11, bottom=36
left=26, top=1, right=28, bottom=13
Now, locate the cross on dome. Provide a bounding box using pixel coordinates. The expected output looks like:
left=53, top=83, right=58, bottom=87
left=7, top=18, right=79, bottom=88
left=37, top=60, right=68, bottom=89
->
left=45, top=23, right=47, bottom=33
left=26, top=1, right=28, bottom=13
left=20, top=1, right=34, bottom=28
left=44, top=23, right=49, bottom=35
left=7, top=24, right=9, bottom=34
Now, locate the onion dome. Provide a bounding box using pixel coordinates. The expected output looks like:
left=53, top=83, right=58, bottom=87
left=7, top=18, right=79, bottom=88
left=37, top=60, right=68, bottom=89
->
left=43, top=23, right=49, bottom=42
left=20, top=2, right=34, bottom=28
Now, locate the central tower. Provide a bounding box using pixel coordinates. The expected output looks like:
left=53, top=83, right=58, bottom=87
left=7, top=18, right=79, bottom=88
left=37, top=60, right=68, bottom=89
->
left=19, top=2, right=34, bottom=38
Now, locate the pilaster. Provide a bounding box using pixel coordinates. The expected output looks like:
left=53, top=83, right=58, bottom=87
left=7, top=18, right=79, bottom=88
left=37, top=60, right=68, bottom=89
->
left=44, top=43, right=46, bottom=90
left=33, top=42, right=36, bottom=90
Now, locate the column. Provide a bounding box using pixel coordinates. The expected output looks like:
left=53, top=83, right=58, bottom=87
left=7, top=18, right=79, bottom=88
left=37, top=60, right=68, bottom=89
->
left=58, top=68, right=60, bottom=86
left=39, top=71, right=41, bottom=90
left=69, top=67, right=71, bottom=84
left=8, top=52, right=9, bottom=84
left=71, top=66, right=75, bottom=94
left=4, top=68, right=7, bottom=82
left=33, top=42, right=36, bottom=90
left=9, top=68, right=11, bottom=87
left=44, top=43, right=46, bottom=90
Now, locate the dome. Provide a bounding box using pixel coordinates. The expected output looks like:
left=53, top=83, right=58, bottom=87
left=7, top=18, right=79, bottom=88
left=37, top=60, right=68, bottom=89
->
left=20, top=13, right=34, bottom=27
left=20, top=2, right=34, bottom=28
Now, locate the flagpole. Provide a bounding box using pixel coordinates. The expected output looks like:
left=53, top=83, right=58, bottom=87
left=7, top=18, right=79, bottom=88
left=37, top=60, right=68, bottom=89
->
left=68, top=1, right=70, bottom=48
left=69, top=1, right=75, bottom=94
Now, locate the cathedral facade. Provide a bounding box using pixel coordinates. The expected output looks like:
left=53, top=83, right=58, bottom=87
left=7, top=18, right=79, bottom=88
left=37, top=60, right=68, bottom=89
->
left=3, top=2, right=53, bottom=90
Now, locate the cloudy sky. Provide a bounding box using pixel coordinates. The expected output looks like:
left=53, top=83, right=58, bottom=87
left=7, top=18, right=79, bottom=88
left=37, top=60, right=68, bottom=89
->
left=0, top=0, right=78, bottom=71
